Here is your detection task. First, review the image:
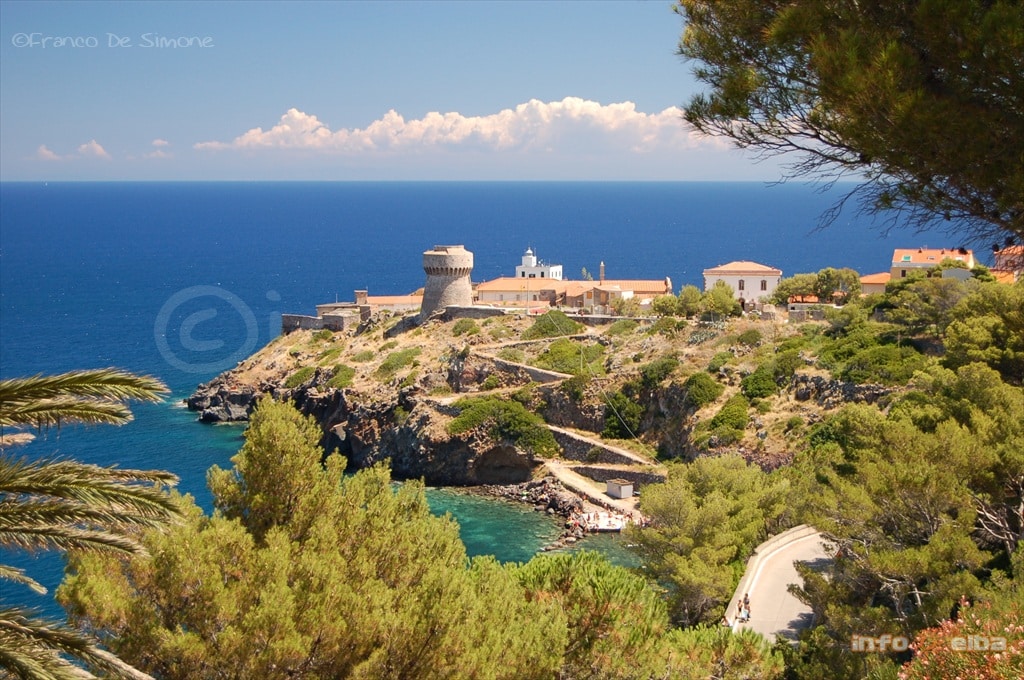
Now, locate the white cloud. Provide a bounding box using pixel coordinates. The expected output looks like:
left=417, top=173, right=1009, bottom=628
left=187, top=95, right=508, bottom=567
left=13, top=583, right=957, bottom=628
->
left=77, top=140, right=111, bottom=159
left=36, top=145, right=61, bottom=161
left=151, top=138, right=170, bottom=147
left=34, top=140, right=112, bottom=161
left=194, top=97, right=724, bottom=154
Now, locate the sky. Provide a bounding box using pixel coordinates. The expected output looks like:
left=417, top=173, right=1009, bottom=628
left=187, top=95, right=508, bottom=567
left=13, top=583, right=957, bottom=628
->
left=0, top=0, right=785, bottom=181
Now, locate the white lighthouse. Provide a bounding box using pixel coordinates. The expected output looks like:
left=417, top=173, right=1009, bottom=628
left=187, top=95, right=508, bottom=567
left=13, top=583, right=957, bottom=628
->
left=514, top=247, right=562, bottom=280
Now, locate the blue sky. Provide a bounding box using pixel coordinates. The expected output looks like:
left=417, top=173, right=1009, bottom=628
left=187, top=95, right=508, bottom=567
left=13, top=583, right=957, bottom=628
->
left=1, top=0, right=783, bottom=181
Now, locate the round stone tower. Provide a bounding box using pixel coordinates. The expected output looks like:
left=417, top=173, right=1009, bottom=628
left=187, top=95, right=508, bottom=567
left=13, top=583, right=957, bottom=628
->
left=419, top=244, right=474, bottom=321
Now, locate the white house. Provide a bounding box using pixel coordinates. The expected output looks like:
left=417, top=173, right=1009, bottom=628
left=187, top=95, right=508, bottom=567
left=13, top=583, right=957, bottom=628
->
left=702, top=261, right=783, bottom=303
left=515, top=247, right=563, bottom=280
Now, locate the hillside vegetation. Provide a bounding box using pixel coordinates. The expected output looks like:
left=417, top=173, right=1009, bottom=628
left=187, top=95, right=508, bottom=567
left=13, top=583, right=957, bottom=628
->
left=176, top=274, right=1023, bottom=678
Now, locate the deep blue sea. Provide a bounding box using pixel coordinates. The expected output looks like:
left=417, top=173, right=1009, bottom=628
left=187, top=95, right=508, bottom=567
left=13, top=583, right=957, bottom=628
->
left=1, top=181, right=916, bottom=616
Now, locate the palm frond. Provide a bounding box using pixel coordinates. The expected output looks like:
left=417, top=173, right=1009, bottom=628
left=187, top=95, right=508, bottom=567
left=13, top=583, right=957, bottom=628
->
left=0, top=607, right=156, bottom=680
left=0, top=565, right=46, bottom=595
left=0, top=370, right=168, bottom=430
left=0, top=399, right=133, bottom=429
left=0, top=456, right=181, bottom=557
left=0, top=457, right=179, bottom=513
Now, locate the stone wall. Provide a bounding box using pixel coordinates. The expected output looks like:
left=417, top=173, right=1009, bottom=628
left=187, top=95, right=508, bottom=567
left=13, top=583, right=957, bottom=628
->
left=281, top=312, right=359, bottom=334
left=550, top=428, right=643, bottom=466
left=444, top=306, right=507, bottom=320
left=570, top=465, right=666, bottom=490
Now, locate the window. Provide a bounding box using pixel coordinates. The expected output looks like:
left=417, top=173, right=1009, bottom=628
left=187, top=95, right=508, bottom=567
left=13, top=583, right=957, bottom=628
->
left=521, top=272, right=525, bottom=277
left=540, top=272, right=545, bottom=277
left=901, top=270, right=907, bottom=278
left=738, top=280, right=745, bottom=291
left=760, top=280, right=767, bottom=291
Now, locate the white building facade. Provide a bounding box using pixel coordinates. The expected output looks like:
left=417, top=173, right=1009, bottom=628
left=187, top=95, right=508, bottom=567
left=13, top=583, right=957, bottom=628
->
left=702, top=261, right=783, bottom=302
left=515, top=248, right=562, bottom=280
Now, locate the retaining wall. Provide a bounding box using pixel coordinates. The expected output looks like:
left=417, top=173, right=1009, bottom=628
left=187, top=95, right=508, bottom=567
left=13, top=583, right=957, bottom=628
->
left=570, top=465, right=665, bottom=489
left=548, top=426, right=650, bottom=466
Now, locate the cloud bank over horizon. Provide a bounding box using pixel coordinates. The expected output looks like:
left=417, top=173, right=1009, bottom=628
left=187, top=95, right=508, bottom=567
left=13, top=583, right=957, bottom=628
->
left=194, top=97, right=728, bottom=155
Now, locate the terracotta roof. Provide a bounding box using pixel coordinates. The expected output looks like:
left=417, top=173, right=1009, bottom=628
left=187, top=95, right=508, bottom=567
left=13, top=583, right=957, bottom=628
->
left=599, top=279, right=672, bottom=294
left=703, top=261, right=782, bottom=276
left=475, top=277, right=570, bottom=293
left=891, top=248, right=974, bottom=266
left=995, top=245, right=1024, bottom=256
left=860, top=272, right=891, bottom=285
left=475, top=277, right=669, bottom=295
left=367, top=295, right=421, bottom=306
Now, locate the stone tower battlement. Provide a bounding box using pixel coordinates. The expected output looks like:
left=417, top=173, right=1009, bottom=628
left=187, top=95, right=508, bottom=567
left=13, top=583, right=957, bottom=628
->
left=420, top=245, right=474, bottom=321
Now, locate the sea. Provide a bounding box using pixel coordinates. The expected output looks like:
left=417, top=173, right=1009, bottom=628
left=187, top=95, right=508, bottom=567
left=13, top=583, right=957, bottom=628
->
left=0, top=181, right=916, bottom=617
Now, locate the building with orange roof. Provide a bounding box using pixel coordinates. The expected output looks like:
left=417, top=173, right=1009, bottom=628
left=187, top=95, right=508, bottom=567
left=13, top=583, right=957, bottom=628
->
left=890, top=247, right=975, bottom=280
left=475, top=250, right=671, bottom=313
left=702, top=261, right=783, bottom=303
left=859, top=272, right=891, bottom=295
left=992, top=245, right=1023, bottom=283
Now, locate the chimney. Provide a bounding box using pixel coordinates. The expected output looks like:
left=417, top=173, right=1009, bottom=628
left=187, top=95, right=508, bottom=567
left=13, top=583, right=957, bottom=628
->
left=354, top=290, right=368, bottom=305
left=599, top=261, right=605, bottom=283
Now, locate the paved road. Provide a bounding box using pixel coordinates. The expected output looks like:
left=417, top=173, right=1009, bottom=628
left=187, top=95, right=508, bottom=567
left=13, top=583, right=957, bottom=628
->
left=733, top=531, right=832, bottom=643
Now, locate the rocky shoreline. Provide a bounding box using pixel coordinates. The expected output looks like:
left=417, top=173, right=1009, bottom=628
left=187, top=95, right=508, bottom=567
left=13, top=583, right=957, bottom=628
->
left=476, top=476, right=629, bottom=552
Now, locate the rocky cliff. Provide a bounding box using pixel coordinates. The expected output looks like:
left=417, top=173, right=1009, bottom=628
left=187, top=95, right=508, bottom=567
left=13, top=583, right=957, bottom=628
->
left=186, top=312, right=899, bottom=483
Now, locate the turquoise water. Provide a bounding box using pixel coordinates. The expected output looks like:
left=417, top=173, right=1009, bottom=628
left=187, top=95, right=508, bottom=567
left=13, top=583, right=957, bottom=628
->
left=424, top=486, right=642, bottom=567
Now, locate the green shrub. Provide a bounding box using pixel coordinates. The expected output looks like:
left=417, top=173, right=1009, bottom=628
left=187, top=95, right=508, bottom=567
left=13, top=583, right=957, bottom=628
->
left=817, top=325, right=882, bottom=371
left=284, top=366, right=315, bottom=388
left=602, top=391, right=643, bottom=439
left=316, top=347, right=343, bottom=365
left=606, top=319, right=639, bottom=337
left=684, top=372, right=724, bottom=409
left=839, top=345, right=930, bottom=385
left=447, top=396, right=559, bottom=457
left=648, top=316, right=684, bottom=337
left=352, top=350, right=375, bottom=362
left=639, top=356, right=679, bottom=388
left=741, top=367, right=778, bottom=398
left=452, top=318, right=480, bottom=336
left=394, top=406, right=409, bottom=426
left=561, top=375, right=588, bottom=402
left=496, top=347, right=525, bottom=363
left=707, top=351, right=733, bottom=373
left=328, top=364, right=355, bottom=389
left=511, top=385, right=535, bottom=405
left=737, top=329, right=763, bottom=347
left=651, top=295, right=681, bottom=317
left=754, top=399, right=773, bottom=414
left=522, top=310, right=583, bottom=340
left=710, top=394, right=749, bottom=431
left=313, top=329, right=334, bottom=341
left=770, top=349, right=803, bottom=381
left=375, top=347, right=421, bottom=378
left=785, top=415, right=804, bottom=433
left=380, top=340, right=399, bottom=352
left=534, top=339, right=605, bottom=376
left=481, top=374, right=501, bottom=390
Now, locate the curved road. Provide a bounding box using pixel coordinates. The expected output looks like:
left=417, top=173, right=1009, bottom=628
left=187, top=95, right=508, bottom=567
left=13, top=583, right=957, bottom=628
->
left=732, top=529, right=832, bottom=643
